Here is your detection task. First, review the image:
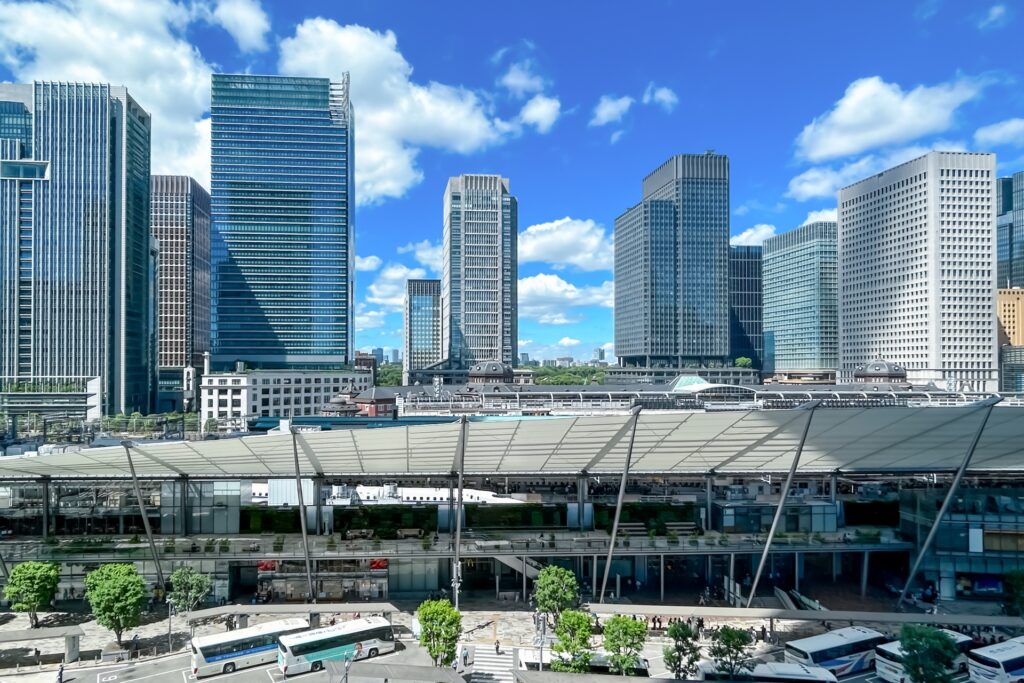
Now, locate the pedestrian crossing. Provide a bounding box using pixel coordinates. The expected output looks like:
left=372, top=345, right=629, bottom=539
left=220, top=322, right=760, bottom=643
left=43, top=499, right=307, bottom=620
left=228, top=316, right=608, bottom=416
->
left=468, top=646, right=515, bottom=682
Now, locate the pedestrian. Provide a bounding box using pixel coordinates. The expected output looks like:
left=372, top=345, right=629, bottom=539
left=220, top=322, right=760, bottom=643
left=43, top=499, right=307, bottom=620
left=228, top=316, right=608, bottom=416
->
left=761, top=624, right=767, bottom=642
left=495, top=639, right=500, bottom=655
left=462, top=646, right=469, bottom=667
left=56, top=663, right=64, bottom=683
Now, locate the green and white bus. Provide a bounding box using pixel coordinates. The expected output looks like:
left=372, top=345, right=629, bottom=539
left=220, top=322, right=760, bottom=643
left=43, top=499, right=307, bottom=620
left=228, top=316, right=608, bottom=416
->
left=277, top=617, right=395, bottom=675
left=191, top=618, right=309, bottom=677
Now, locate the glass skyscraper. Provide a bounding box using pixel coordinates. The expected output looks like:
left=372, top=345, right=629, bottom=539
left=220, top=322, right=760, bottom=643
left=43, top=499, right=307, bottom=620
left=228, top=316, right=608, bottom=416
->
left=762, top=221, right=838, bottom=376
left=615, top=152, right=730, bottom=368
left=997, top=173, right=1024, bottom=289
left=0, top=82, right=154, bottom=418
left=210, top=74, right=354, bottom=369
left=729, top=246, right=762, bottom=369
left=403, top=279, right=442, bottom=384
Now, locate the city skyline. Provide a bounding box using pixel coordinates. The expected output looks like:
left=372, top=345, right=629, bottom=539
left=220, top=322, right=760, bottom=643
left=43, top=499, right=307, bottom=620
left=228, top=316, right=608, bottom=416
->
left=1, top=1, right=1021, bottom=358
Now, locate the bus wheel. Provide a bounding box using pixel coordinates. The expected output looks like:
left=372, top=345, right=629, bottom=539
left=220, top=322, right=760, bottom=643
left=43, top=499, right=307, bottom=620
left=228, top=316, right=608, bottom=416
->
left=368, top=648, right=378, bottom=658
left=311, top=661, right=323, bottom=672
left=223, top=663, right=235, bottom=674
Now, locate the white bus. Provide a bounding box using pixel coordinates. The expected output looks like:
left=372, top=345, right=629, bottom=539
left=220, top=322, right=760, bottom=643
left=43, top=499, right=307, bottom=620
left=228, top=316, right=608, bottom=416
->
left=968, top=636, right=1024, bottom=683
left=190, top=618, right=309, bottom=677
left=875, top=629, right=973, bottom=682
left=518, top=648, right=651, bottom=676
left=277, top=616, right=395, bottom=675
left=697, top=661, right=838, bottom=682
left=784, top=626, right=888, bottom=676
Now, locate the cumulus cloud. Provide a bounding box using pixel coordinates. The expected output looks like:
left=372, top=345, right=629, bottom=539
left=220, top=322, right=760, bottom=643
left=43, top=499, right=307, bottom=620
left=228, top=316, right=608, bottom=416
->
left=519, top=94, right=561, bottom=134
left=366, top=263, right=426, bottom=310
left=795, top=76, right=987, bottom=162
left=518, top=273, right=613, bottom=324
left=730, top=224, right=777, bottom=246
left=975, top=118, right=1024, bottom=148
left=354, top=303, right=387, bottom=332
left=0, top=0, right=214, bottom=187
left=518, top=217, right=613, bottom=272
left=642, top=82, right=679, bottom=112
left=589, top=95, right=634, bottom=127
left=355, top=255, right=382, bottom=271
left=499, top=60, right=544, bottom=98
left=558, top=337, right=581, bottom=347
left=610, top=130, right=625, bottom=145
left=397, top=240, right=443, bottom=274
left=211, top=0, right=270, bottom=52
left=279, top=19, right=517, bottom=205
left=803, top=208, right=838, bottom=225
left=978, top=4, right=1009, bottom=29
left=518, top=339, right=533, bottom=347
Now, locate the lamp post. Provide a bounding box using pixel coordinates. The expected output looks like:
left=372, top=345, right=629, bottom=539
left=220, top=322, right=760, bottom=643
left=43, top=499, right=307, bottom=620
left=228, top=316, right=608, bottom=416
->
left=166, top=598, right=175, bottom=653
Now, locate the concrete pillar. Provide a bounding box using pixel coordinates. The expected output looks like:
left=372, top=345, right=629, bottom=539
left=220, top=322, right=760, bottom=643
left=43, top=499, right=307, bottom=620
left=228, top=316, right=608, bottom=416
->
left=794, top=553, right=800, bottom=593
left=705, top=555, right=712, bottom=585
left=237, top=614, right=249, bottom=629
left=180, top=476, right=189, bottom=536
left=861, top=551, right=870, bottom=598
left=495, top=571, right=500, bottom=599
left=729, top=553, right=735, bottom=587
left=829, top=473, right=837, bottom=503
left=593, top=556, right=598, bottom=599
left=660, top=554, right=664, bottom=602
left=310, top=612, right=320, bottom=628
left=577, top=476, right=588, bottom=530
left=705, top=476, right=713, bottom=530
left=64, top=634, right=79, bottom=663
left=522, top=556, right=527, bottom=601
left=447, top=478, right=455, bottom=533
left=41, top=478, right=51, bottom=539
left=314, top=476, right=325, bottom=535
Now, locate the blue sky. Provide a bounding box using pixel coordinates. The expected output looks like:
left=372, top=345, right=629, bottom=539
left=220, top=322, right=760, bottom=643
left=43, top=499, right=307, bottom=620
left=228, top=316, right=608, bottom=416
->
left=2, top=0, right=1023, bottom=362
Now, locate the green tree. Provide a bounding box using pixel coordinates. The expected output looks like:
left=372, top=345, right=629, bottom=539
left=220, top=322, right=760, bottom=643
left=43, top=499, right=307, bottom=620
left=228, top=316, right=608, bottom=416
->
left=663, top=621, right=702, bottom=678
left=203, top=417, right=218, bottom=433
left=168, top=566, right=211, bottom=613
left=1003, top=570, right=1024, bottom=616
left=84, top=563, right=147, bottom=645
left=3, top=561, right=60, bottom=628
left=550, top=609, right=593, bottom=673
left=534, top=565, right=579, bottom=623
left=602, top=615, right=647, bottom=675
left=376, top=365, right=403, bottom=387
left=734, top=356, right=753, bottom=369
left=900, top=624, right=959, bottom=683
left=708, top=625, right=754, bottom=678
left=417, top=599, right=462, bottom=667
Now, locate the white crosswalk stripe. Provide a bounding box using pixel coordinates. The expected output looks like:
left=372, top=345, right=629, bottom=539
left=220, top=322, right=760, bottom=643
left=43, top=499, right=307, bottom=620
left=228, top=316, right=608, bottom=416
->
left=468, top=647, right=515, bottom=682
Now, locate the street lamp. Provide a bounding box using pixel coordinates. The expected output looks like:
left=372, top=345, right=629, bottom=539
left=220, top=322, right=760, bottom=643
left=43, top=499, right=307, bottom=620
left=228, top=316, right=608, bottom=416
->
left=166, top=597, right=175, bottom=653
left=342, top=658, right=351, bottom=683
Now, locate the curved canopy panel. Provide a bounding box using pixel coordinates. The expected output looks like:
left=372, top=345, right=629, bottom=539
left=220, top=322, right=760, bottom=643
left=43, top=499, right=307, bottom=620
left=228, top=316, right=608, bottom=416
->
left=0, top=405, right=1021, bottom=480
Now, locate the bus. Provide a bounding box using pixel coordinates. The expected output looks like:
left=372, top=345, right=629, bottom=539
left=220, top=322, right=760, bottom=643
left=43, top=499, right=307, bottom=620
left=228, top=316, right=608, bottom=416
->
left=967, top=636, right=1024, bottom=683
left=277, top=616, right=395, bottom=675
left=518, top=649, right=651, bottom=676
left=191, top=618, right=309, bottom=677
left=784, top=626, right=888, bottom=676
left=875, top=629, right=973, bottom=682
left=696, top=661, right=838, bottom=682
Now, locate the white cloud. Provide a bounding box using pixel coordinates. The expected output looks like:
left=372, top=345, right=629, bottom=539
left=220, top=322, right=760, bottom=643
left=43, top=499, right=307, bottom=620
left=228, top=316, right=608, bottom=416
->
left=786, top=142, right=967, bottom=201
left=642, top=82, right=679, bottom=112
left=803, top=208, right=838, bottom=225
left=355, top=255, right=382, bottom=271
left=397, top=240, right=443, bottom=274
left=518, top=339, right=533, bottom=347
left=519, top=94, right=561, bottom=134
left=0, top=0, right=214, bottom=187
left=498, top=61, right=544, bottom=98
left=975, top=118, right=1024, bottom=148
left=279, top=19, right=516, bottom=205
left=601, top=342, right=615, bottom=352
left=518, top=217, right=613, bottom=272
left=730, top=224, right=777, bottom=246
left=518, top=273, right=613, bottom=324
left=354, top=304, right=387, bottom=332
left=795, top=76, right=987, bottom=162
left=558, top=337, right=581, bottom=347
left=366, top=263, right=426, bottom=310
left=978, top=4, right=1008, bottom=29
left=589, top=95, right=634, bottom=127
left=610, top=130, right=625, bottom=145
left=211, top=0, right=270, bottom=52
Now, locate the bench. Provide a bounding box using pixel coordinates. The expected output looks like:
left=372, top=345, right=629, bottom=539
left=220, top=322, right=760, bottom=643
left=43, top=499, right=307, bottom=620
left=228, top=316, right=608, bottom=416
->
left=345, top=529, right=373, bottom=540
left=397, top=528, right=424, bottom=539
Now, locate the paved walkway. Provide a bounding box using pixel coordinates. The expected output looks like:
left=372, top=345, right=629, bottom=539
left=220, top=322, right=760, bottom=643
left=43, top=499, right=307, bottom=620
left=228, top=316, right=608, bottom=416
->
left=467, top=645, right=514, bottom=683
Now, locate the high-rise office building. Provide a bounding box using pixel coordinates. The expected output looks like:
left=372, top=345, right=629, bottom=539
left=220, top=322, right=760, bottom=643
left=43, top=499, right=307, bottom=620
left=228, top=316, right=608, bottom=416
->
left=372, top=347, right=385, bottom=365
left=151, top=176, right=211, bottom=412
left=210, top=74, right=354, bottom=369
left=0, top=82, right=154, bottom=418
left=441, top=174, right=517, bottom=368
left=998, top=288, right=1024, bottom=393
left=390, top=348, right=399, bottom=364
left=615, top=152, right=730, bottom=368
left=728, top=246, right=762, bottom=369
left=403, top=279, right=442, bottom=384
left=762, top=222, right=838, bottom=379
left=997, top=173, right=1024, bottom=289
left=838, top=151, right=998, bottom=391
left=593, top=348, right=606, bottom=362
left=519, top=352, right=530, bottom=364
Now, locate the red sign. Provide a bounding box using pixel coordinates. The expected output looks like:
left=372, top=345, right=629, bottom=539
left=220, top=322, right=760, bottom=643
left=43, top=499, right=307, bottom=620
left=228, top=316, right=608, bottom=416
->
left=369, top=559, right=388, bottom=570
left=257, top=560, right=277, bottom=572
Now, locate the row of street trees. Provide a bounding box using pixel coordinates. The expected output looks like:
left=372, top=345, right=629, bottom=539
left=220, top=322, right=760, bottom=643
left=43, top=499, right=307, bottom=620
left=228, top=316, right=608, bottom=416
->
left=3, top=561, right=211, bottom=645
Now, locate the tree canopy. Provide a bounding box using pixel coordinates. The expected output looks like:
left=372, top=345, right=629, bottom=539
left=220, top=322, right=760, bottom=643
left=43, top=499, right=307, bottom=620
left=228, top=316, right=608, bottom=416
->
left=1004, top=570, right=1024, bottom=617
left=551, top=609, right=593, bottom=673
left=708, top=625, right=754, bottom=678
left=602, top=615, right=647, bottom=675
left=84, top=563, right=147, bottom=645
left=734, top=356, right=753, bottom=368
left=417, top=599, right=462, bottom=667
left=376, top=364, right=403, bottom=387
left=168, top=566, right=211, bottom=613
left=534, top=565, right=579, bottom=621
left=900, top=624, right=959, bottom=683
left=3, top=561, right=59, bottom=628
left=663, top=621, right=702, bottom=678
left=534, top=366, right=605, bottom=385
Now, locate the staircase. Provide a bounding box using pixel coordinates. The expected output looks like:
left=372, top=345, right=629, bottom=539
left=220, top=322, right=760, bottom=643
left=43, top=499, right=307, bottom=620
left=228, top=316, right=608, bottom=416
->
left=493, top=554, right=542, bottom=579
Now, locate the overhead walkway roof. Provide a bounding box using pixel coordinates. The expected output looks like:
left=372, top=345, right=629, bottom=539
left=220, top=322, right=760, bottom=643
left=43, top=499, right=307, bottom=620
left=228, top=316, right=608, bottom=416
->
left=0, top=404, right=1021, bottom=480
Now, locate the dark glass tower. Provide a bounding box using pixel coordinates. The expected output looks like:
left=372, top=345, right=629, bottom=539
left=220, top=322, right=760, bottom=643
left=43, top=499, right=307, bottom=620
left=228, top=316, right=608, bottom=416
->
left=403, top=279, right=442, bottom=383
left=998, top=173, right=1024, bottom=289
left=729, top=246, right=762, bottom=369
left=210, top=74, right=354, bottom=369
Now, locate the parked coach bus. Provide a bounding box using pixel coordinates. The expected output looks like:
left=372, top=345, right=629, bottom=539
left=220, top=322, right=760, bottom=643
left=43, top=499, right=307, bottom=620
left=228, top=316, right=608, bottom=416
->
left=277, top=617, right=395, bottom=675
left=785, top=626, right=888, bottom=676
left=191, top=618, right=309, bottom=677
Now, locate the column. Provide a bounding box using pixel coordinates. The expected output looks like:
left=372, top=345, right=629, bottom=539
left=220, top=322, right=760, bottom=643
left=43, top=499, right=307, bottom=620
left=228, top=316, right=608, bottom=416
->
left=861, top=551, right=870, bottom=598
left=64, top=635, right=79, bottom=663
left=660, top=554, right=664, bottom=602
left=704, top=475, right=713, bottom=531
left=829, top=473, right=837, bottom=503
left=237, top=614, right=249, bottom=628
left=41, top=478, right=51, bottom=539
left=794, top=553, right=801, bottom=593
left=592, top=556, right=598, bottom=599
left=179, top=476, right=189, bottom=536
left=522, top=556, right=527, bottom=601
left=314, top=476, right=325, bottom=535
left=577, top=476, right=588, bottom=530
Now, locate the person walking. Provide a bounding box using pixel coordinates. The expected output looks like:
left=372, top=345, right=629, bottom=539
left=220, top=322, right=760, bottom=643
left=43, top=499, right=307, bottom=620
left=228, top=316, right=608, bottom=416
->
left=494, top=639, right=501, bottom=655
left=56, top=663, right=64, bottom=683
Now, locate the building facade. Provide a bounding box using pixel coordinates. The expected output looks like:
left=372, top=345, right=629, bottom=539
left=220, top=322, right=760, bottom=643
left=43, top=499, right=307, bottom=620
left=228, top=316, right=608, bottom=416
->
left=615, top=152, right=730, bottom=368
left=997, top=173, right=1024, bottom=289
left=728, top=246, right=762, bottom=369
left=838, top=152, right=998, bottom=392
left=441, top=174, right=517, bottom=368
left=0, top=82, right=154, bottom=418
left=762, top=221, right=838, bottom=379
left=151, top=176, right=211, bottom=412
left=210, top=74, right=354, bottom=370
left=403, top=279, right=442, bottom=384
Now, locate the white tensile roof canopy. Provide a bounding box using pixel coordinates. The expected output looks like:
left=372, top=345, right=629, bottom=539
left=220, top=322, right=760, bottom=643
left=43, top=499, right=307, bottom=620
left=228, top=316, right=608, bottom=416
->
left=0, top=405, right=1020, bottom=480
